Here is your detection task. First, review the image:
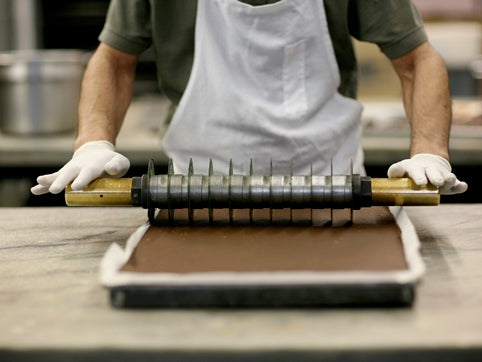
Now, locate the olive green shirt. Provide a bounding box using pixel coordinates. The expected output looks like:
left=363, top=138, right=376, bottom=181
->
left=99, top=0, right=427, bottom=104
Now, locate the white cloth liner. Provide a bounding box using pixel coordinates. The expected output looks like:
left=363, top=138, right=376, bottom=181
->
left=100, top=206, right=425, bottom=288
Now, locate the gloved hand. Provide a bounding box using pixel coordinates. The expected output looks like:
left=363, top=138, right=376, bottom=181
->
left=31, top=140, right=130, bottom=195
left=387, top=153, right=468, bottom=195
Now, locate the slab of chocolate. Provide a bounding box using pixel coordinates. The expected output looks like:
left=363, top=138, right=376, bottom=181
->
left=121, top=207, right=407, bottom=274
left=102, top=206, right=424, bottom=308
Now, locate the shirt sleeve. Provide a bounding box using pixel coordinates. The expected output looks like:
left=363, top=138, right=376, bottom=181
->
left=348, top=0, right=428, bottom=59
left=98, top=0, right=152, bottom=55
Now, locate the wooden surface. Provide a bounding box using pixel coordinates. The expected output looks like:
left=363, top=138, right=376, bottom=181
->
left=0, top=204, right=481, bottom=361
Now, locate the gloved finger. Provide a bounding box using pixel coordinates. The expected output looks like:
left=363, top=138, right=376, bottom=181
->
left=70, top=166, right=102, bottom=191
left=104, top=154, right=130, bottom=177
left=403, top=162, right=428, bottom=186
left=36, top=172, right=60, bottom=187
left=425, top=166, right=447, bottom=187
left=440, top=179, right=468, bottom=195
left=451, top=180, right=468, bottom=194
left=30, top=184, right=50, bottom=195
left=49, top=166, right=79, bottom=194
left=387, top=162, right=407, bottom=178
left=442, top=173, right=457, bottom=189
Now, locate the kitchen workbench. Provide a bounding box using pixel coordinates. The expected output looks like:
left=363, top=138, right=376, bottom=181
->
left=0, top=204, right=481, bottom=361
left=1, top=95, right=481, bottom=168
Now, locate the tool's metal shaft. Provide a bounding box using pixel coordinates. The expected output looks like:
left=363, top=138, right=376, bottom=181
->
left=129, top=173, right=373, bottom=210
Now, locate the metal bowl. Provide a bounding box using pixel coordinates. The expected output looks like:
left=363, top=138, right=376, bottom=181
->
left=0, top=49, right=86, bottom=135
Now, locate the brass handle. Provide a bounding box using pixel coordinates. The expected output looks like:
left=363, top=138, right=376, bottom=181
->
left=65, top=178, right=133, bottom=206
left=371, top=178, right=440, bottom=206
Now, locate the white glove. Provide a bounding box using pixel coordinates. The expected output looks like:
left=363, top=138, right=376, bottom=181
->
left=31, top=140, right=130, bottom=195
left=387, top=153, right=468, bottom=195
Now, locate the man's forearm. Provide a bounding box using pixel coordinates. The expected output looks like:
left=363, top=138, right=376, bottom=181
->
left=74, top=43, right=138, bottom=150
left=391, top=42, right=451, bottom=160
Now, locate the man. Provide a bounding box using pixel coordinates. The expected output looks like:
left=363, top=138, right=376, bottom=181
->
left=31, top=0, right=467, bottom=196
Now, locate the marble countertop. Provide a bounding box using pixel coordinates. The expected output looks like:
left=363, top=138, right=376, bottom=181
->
left=0, top=204, right=481, bottom=360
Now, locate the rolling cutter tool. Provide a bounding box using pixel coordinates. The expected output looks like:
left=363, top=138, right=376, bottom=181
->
left=65, top=160, right=440, bottom=222
left=65, top=159, right=440, bottom=224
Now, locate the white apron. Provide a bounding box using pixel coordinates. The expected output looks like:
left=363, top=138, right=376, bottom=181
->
left=162, top=0, right=364, bottom=175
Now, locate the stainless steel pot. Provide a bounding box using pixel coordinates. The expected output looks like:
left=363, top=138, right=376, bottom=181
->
left=0, top=50, right=86, bottom=135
